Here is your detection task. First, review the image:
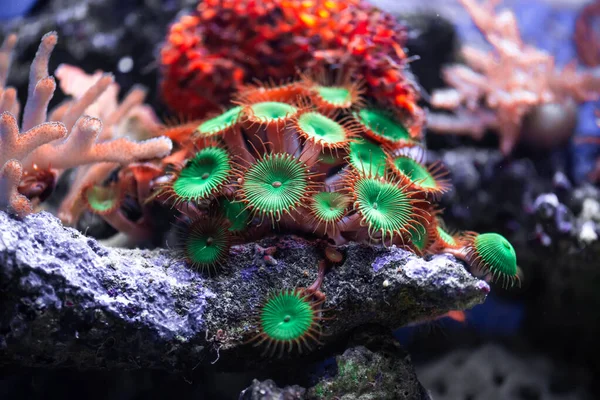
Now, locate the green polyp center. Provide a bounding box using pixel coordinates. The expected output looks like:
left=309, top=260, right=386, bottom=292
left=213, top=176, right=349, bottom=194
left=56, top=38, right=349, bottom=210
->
left=437, top=226, right=457, bottom=247
left=298, top=112, right=346, bottom=144
left=173, top=147, right=231, bottom=201
left=86, top=185, right=119, bottom=213
left=312, top=192, right=348, bottom=222
left=242, top=153, right=308, bottom=215
left=317, top=86, right=351, bottom=105
left=251, top=101, right=297, bottom=121
left=474, top=233, right=518, bottom=277
left=261, top=291, right=314, bottom=341
left=355, top=177, right=413, bottom=240
left=221, top=199, right=250, bottom=232
left=197, top=106, right=242, bottom=135
left=393, top=156, right=436, bottom=188
left=409, top=223, right=428, bottom=250
left=348, top=139, right=387, bottom=176
left=185, top=222, right=228, bottom=266
left=357, top=108, right=410, bottom=142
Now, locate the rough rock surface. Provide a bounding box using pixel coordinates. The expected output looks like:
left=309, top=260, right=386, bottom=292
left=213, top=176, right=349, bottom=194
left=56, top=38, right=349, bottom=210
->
left=0, top=211, right=488, bottom=371
left=417, top=344, right=594, bottom=400
left=307, top=326, right=431, bottom=400
left=239, top=379, right=306, bottom=400
left=238, top=326, right=431, bottom=400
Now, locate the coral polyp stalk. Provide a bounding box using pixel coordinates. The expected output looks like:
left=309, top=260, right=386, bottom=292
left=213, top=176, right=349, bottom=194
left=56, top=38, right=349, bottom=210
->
left=243, top=101, right=299, bottom=154
left=292, top=109, right=359, bottom=166
left=81, top=181, right=152, bottom=240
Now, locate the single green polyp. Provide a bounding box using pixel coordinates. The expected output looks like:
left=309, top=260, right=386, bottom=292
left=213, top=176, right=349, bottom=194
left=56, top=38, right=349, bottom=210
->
left=242, top=153, right=308, bottom=216
left=85, top=185, right=119, bottom=213
left=221, top=198, right=250, bottom=232
left=261, top=290, right=315, bottom=342
left=354, top=176, right=414, bottom=240
left=474, top=233, right=518, bottom=278
left=312, top=192, right=348, bottom=223
left=298, top=112, right=346, bottom=144
left=185, top=219, right=229, bottom=267
left=393, top=156, right=437, bottom=188
left=357, top=108, right=410, bottom=142
left=348, top=138, right=387, bottom=176
left=173, top=147, right=231, bottom=201
left=197, top=106, right=242, bottom=135
left=317, top=86, right=351, bottom=105
left=250, top=101, right=297, bottom=121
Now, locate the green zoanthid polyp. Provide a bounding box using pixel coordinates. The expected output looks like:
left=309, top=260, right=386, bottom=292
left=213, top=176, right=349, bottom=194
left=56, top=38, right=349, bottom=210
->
left=297, top=111, right=348, bottom=146
left=465, top=232, right=519, bottom=286
left=316, top=86, right=351, bottom=106
left=249, top=288, right=324, bottom=356
left=350, top=173, right=425, bottom=242
left=355, top=108, right=412, bottom=146
left=249, top=101, right=298, bottom=121
left=172, top=146, right=232, bottom=202
left=348, top=138, right=387, bottom=176
left=196, top=106, right=243, bottom=136
left=239, top=152, right=313, bottom=221
left=179, top=214, right=231, bottom=273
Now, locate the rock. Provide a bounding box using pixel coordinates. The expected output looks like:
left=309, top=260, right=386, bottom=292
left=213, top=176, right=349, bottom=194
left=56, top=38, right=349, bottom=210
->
left=239, top=379, right=306, bottom=400
left=417, top=344, right=594, bottom=400
left=307, top=326, right=431, bottom=400
left=0, top=211, right=488, bottom=371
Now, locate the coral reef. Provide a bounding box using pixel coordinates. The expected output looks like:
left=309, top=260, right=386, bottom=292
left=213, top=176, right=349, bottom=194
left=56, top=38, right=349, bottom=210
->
left=427, top=0, right=600, bottom=155
left=0, top=210, right=488, bottom=370
left=159, top=0, right=423, bottom=132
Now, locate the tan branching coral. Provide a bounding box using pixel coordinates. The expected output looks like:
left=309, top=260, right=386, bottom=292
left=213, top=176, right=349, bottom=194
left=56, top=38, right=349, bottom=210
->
left=0, top=32, right=173, bottom=219
left=427, top=0, right=600, bottom=155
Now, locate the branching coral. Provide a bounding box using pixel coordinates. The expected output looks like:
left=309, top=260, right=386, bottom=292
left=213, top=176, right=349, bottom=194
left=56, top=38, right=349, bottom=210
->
left=0, top=32, right=173, bottom=228
left=427, top=0, right=600, bottom=155
left=159, top=0, right=423, bottom=135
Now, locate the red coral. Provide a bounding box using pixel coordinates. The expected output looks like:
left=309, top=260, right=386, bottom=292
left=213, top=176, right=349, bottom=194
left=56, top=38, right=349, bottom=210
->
left=574, top=0, right=600, bottom=67
left=159, top=0, right=422, bottom=133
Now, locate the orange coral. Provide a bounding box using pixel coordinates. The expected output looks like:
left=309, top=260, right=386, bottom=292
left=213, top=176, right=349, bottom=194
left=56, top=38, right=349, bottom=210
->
left=427, top=0, right=600, bottom=155
left=159, top=0, right=422, bottom=133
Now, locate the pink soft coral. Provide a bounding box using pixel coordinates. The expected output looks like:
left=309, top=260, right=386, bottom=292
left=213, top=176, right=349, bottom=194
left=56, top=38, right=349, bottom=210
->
left=0, top=32, right=173, bottom=219
left=427, top=0, right=600, bottom=155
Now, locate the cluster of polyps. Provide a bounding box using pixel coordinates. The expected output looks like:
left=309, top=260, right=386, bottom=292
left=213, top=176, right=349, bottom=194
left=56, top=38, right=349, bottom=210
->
left=143, top=71, right=519, bottom=289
